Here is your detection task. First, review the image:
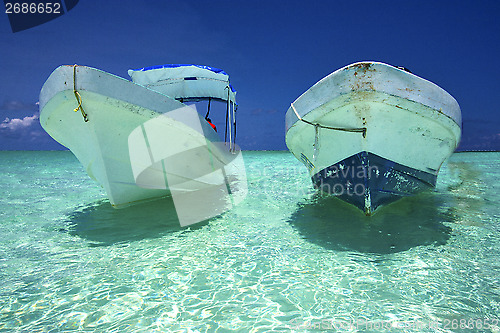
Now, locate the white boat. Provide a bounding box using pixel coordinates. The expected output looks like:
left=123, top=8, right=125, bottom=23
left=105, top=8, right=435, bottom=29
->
left=40, top=64, right=246, bottom=225
left=285, top=61, right=461, bottom=215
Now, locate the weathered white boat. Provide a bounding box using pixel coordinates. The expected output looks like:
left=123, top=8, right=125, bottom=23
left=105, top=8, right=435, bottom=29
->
left=40, top=64, right=245, bottom=225
left=285, top=61, right=461, bottom=215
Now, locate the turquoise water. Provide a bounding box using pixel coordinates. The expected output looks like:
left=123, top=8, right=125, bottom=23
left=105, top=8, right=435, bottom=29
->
left=0, top=151, right=499, bottom=332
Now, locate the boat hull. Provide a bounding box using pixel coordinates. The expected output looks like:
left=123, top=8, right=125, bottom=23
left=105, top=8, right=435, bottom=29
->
left=39, top=65, right=229, bottom=209
left=312, top=151, right=437, bottom=214
left=285, top=62, right=461, bottom=214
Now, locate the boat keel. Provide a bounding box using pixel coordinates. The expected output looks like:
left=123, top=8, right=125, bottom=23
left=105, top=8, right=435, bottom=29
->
left=311, top=152, right=437, bottom=214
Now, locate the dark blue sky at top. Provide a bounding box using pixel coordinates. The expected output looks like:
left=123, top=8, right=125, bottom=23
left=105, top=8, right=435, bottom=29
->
left=0, top=0, right=499, bottom=150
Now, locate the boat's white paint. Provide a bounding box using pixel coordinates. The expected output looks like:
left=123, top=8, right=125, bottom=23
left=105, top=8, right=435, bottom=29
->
left=40, top=65, right=229, bottom=208
left=128, top=65, right=236, bottom=103
left=285, top=62, right=461, bottom=177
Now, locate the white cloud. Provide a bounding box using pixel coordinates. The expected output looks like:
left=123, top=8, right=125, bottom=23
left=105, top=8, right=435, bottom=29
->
left=0, top=100, right=38, bottom=111
left=0, top=113, right=39, bottom=131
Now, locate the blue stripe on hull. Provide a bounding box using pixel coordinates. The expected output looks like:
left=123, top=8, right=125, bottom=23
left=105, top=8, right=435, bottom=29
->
left=311, top=152, right=437, bottom=214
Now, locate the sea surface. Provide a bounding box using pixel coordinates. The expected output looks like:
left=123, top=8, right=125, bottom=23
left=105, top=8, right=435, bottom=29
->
left=0, top=151, right=499, bottom=332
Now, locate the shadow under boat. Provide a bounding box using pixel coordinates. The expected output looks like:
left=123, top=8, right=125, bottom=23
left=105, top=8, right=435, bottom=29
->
left=63, top=197, right=209, bottom=246
left=287, top=191, right=453, bottom=254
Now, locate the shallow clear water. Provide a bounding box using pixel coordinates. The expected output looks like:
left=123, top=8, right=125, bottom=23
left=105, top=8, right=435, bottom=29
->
left=0, top=151, right=499, bottom=332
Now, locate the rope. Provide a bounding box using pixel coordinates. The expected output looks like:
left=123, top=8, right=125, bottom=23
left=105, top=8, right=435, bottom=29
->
left=232, top=104, right=237, bottom=148
left=205, top=98, right=211, bottom=119
left=224, top=96, right=229, bottom=142
left=73, top=65, right=89, bottom=122
left=226, top=86, right=233, bottom=151
left=290, top=103, right=366, bottom=138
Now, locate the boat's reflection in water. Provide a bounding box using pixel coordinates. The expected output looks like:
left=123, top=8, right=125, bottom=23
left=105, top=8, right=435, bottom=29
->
left=64, top=198, right=209, bottom=246
left=287, top=192, right=453, bottom=254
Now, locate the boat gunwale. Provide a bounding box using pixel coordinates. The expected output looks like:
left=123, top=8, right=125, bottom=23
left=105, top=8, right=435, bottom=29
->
left=285, top=61, right=462, bottom=135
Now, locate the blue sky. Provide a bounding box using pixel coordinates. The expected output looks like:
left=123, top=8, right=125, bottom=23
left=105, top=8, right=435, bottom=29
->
left=1, top=0, right=499, bottom=150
